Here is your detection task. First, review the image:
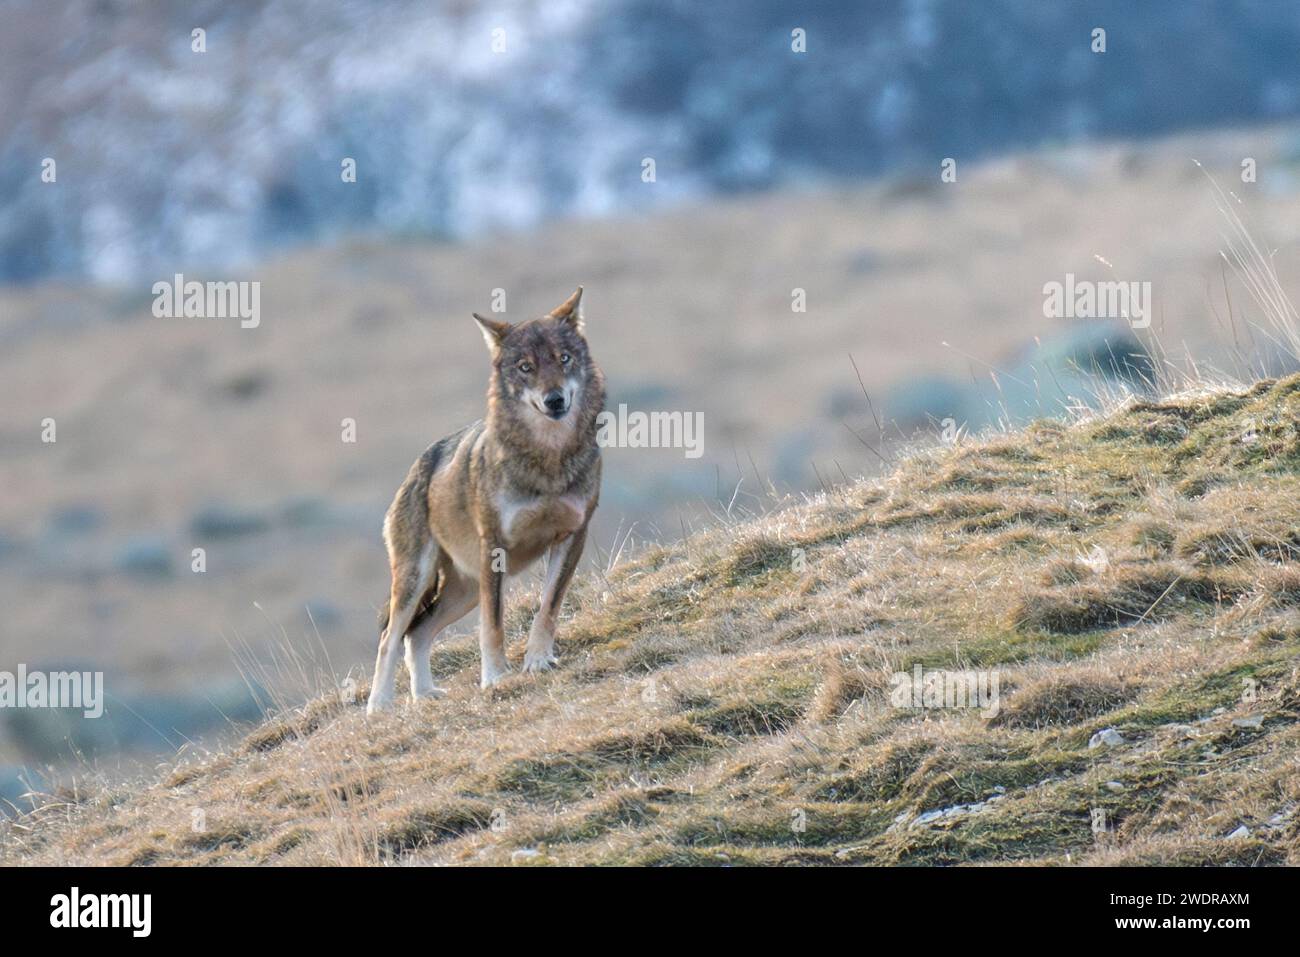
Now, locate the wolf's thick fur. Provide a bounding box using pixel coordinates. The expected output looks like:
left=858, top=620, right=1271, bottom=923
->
left=366, top=288, right=605, bottom=713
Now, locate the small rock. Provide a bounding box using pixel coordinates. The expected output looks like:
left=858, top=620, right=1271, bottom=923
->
left=1231, top=716, right=1264, bottom=730
left=1106, top=781, right=1125, bottom=792
left=511, top=848, right=543, bottom=863
left=1226, top=825, right=1250, bottom=840
left=1265, top=808, right=1293, bottom=828
left=907, top=799, right=998, bottom=829
left=1089, top=728, right=1126, bottom=749
left=911, top=809, right=948, bottom=827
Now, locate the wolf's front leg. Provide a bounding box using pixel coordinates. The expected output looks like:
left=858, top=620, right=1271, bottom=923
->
left=478, top=539, right=512, bottom=688
left=524, top=522, right=588, bottom=674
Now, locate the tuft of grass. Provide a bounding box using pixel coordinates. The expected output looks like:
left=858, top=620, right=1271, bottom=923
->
left=1011, top=562, right=1245, bottom=634
left=991, top=672, right=1142, bottom=729
left=1128, top=518, right=1177, bottom=556
left=721, top=535, right=795, bottom=585
left=492, top=720, right=716, bottom=802
left=377, top=801, right=493, bottom=856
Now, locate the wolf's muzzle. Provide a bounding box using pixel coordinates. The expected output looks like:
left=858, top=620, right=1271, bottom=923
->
left=543, top=389, right=568, bottom=418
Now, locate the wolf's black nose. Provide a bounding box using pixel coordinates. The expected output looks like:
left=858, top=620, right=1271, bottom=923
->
left=544, top=389, right=567, bottom=414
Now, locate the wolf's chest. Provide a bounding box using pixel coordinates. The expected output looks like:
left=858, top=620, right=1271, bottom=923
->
left=496, top=491, right=588, bottom=551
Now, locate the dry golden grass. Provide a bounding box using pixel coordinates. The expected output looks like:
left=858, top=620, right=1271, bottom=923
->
left=5, top=377, right=1300, bottom=866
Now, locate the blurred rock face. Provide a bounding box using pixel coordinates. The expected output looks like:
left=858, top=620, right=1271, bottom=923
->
left=4, top=0, right=1300, bottom=281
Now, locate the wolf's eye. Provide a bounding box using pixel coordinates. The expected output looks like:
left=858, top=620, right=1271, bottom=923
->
left=518, top=361, right=534, bottom=374
left=560, top=353, right=571, bottom=365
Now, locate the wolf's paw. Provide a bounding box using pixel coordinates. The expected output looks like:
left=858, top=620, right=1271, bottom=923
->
left=480, top=661, right=513, bottom=690
left=522, top=648, right=558, bottom=673
left=366, top=692, right=395, bottom=716
left=411, top=686, right=448, bottom=702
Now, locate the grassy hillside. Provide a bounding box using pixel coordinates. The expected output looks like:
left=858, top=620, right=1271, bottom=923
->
left=4, top=125, right=1300, bottom=755
left=5, top=376, right=1300, bottom=866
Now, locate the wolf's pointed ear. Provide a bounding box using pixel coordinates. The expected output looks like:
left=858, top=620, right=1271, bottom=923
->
left=473, top=312, right=512, bottom=354
left=547, top=286, right=584, bottom=329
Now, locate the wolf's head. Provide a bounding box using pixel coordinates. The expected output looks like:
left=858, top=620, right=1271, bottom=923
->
left=474, top=287, right=605, bottom=448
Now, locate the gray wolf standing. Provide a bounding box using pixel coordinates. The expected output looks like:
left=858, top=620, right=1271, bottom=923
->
left=367, top=287, right=605, bottom=713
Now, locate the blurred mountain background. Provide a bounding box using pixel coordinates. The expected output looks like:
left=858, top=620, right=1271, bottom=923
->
left=4, top=0, right=1300, bottom=792
left=6, top=0, right=1300, bottom=282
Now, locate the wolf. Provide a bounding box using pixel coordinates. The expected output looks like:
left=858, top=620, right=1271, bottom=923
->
left=366, top=287, right=605, bottom=714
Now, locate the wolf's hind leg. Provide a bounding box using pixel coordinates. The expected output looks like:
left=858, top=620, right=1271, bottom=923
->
left=367, top=544, right=436, bottom=715
left=404, top=567, right=478, bottom=701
